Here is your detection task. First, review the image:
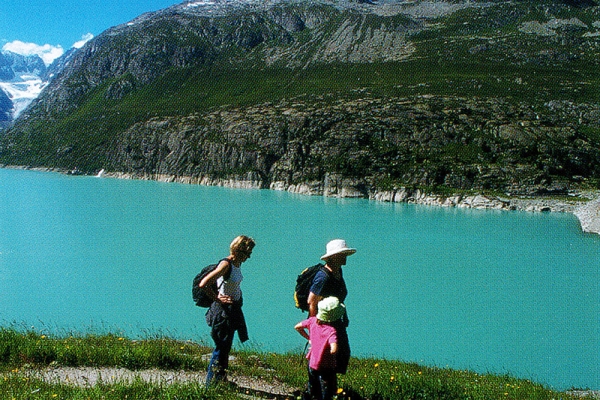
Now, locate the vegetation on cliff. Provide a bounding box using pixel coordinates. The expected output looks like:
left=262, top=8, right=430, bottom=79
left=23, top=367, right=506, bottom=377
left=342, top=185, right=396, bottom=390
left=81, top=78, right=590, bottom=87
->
left=1, top=0, right=599, bottom=197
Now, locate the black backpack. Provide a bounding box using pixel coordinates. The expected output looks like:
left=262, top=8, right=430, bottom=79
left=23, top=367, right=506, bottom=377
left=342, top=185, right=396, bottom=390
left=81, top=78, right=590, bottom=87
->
left=294, top=263, right=328, bottom=312
left=192, top=259, right=231, bottom=307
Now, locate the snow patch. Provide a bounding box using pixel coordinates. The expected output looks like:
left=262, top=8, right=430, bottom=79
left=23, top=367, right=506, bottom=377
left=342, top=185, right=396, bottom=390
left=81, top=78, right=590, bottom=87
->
left=73, top=33, right=94, bottom=49
left=186, top=1, right=217, bottom=8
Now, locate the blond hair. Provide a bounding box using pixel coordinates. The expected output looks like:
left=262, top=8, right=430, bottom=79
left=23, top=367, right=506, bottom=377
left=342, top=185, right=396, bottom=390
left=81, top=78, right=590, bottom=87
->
left=230, top=235, right=255, bottom=257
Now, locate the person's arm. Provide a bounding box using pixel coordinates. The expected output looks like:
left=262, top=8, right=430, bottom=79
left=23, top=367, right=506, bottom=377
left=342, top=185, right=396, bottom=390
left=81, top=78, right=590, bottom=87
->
left=330, top=342, right=338, bottom=354
left=295, top=321, right=310, bottom=340
left=308, top=268, right=330, bottom=316
left=199, top=259, right=232, bottom=304
left=307, top=292, right=323, bottom=317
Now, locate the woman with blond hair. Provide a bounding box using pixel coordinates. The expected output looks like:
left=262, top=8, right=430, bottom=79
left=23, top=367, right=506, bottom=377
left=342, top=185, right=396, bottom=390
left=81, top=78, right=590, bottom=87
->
left=199, top=235, right=255, bottom=385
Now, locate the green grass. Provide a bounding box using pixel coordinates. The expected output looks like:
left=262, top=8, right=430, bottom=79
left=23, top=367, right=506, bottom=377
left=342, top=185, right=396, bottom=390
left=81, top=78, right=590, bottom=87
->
left=0, top=329, right=209, bottom=372
left=0, top=376, right=227, bottom=400
left=0, top=327, right=594, bottom=399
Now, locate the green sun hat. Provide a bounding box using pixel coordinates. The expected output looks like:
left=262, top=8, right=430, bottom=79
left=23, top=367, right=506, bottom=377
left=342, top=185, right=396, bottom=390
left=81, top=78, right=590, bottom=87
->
left=317, top=296, right=346, bottom=322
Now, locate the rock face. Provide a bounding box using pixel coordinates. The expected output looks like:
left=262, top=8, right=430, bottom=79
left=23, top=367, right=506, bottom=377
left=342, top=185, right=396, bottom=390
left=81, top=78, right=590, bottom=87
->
left=103, top=96, right=600, bottom=197
left=575, top=199, right=600, bottom=234
left=0, top=51, right=46, bottom=81
left=23, top=1, right=422, bottom=118
left=0, top=89, right=11, bottom=128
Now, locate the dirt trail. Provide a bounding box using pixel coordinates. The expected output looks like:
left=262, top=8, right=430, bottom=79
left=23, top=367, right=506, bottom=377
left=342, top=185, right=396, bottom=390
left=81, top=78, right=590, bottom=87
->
left=22, top=366, right=300, bottom=399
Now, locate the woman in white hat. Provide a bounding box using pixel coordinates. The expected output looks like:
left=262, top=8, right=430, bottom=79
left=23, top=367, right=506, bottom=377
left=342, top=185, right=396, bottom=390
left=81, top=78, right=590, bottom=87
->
left=307, top=239, right=356, bottom=374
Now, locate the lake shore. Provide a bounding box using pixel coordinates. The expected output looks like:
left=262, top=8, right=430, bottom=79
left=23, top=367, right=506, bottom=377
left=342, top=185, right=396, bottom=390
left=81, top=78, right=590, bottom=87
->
left=99, top=169, right=600, bottom=236
left=6, top=165, right=600, bottom=235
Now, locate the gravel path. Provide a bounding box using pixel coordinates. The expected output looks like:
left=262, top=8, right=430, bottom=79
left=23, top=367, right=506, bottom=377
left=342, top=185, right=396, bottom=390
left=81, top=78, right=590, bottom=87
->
left=24, top=366, right=300, bottom=399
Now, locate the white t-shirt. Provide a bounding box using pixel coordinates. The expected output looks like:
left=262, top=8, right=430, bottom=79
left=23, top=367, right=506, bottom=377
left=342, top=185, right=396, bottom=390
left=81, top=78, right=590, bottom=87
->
left=217, top=264, right=243, bottom=301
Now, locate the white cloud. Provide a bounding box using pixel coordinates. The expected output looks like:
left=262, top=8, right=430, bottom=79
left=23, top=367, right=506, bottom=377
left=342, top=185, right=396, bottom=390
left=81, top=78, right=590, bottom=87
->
left=73, top=33, right=94, bottom=49
left=2, top=40, right=64, bottom=66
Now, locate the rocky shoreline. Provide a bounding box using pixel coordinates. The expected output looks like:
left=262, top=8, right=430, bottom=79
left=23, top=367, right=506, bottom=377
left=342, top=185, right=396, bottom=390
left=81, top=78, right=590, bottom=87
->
left=6, top=165, right=600, bottom=235
left=574, top=198, right=600, bottom=236
left=99, top=169, right=600, bottom=235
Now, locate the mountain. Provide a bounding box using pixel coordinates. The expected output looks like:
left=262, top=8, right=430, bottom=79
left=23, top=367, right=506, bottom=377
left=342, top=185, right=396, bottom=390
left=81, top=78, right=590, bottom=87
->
left=1, top=0, right=600, bottom=197
left=0, top=51, right=48, bottom=128
left=0, top=88, right=12, bottom=127
left=43, top=47, right=77, bottom=82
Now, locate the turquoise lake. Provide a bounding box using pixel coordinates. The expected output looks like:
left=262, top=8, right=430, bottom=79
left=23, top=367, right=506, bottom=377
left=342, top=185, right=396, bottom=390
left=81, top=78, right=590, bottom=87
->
left=0, top=168, right=598, bottom=390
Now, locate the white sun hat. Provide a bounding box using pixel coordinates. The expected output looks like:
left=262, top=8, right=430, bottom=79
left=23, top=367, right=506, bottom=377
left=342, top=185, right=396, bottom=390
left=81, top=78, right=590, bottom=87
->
left=320, top=239, right=356, bottom=260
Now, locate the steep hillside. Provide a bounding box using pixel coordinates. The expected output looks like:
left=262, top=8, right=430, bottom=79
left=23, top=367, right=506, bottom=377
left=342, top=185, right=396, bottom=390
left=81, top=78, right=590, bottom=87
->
left=1, top=0, right=599, bottom=197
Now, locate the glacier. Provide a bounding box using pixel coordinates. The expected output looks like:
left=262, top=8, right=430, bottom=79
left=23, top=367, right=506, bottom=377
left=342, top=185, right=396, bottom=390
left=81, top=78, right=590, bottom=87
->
left=0, top=50, right=48, bottom=125
left=0, top=74, right=47, bottom=119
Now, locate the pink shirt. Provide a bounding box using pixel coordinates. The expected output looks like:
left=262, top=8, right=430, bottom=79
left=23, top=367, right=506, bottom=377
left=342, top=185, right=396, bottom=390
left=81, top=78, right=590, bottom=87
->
left=301, top=317, right=338, bottom=370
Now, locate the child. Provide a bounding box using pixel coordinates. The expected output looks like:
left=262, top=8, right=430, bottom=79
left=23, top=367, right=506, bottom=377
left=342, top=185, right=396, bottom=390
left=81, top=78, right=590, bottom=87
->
left=295, top=296, right=346, bottom=400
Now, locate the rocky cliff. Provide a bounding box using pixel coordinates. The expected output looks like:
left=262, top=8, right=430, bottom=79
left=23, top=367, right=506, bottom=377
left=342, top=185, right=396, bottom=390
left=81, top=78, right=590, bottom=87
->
left=104, top=95, right=600, bottom=197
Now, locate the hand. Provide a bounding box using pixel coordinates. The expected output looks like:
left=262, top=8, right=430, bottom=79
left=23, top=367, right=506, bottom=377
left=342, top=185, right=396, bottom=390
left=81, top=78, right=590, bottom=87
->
left=217, top=294, right=233, bottom=304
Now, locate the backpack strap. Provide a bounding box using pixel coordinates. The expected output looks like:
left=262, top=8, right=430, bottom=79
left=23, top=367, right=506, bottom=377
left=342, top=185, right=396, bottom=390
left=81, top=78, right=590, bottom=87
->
left=216, top=258, right=232, bottom=289
left=317, top=264, right=331, bottom=279
left=311, top=264, right=333, bottom=296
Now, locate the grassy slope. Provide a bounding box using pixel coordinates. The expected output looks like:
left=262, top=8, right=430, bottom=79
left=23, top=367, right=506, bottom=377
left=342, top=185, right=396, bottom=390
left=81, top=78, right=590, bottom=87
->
left=0, top=328, right=593, bottom=400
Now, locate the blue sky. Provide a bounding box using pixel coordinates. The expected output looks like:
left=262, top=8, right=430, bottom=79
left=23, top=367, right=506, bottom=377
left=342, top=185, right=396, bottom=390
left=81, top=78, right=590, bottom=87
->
left=1, top=0, right=182, bottom=64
